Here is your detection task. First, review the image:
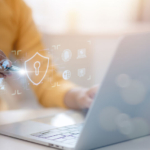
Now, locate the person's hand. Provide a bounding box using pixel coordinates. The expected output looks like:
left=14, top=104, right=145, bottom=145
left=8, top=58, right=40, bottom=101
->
left=64, top=85, right=99, bottom=110
left=0, top=50, right=12, bottom=78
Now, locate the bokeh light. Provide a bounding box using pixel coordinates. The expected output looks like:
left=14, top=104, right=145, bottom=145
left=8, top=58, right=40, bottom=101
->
left=116, top=74, right=131, bottom=88
left=99, top=106, right=120, bottom=131
left=121, top=80, right=146, bottom=105
left=116, top=113, right=133, bottom=135
left=19, top=69, right=26, bottom=75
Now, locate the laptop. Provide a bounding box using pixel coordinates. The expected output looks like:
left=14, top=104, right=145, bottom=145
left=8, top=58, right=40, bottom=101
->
left=1, top=33, right=150, bottom=150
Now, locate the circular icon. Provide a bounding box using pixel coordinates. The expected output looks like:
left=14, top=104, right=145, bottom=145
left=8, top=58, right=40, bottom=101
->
left=62, top=49, right=72, bottom=62
left=62, top=70, right=71, bottom=80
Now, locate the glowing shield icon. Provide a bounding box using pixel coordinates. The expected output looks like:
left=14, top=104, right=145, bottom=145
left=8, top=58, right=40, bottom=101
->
left=25, top=52, right=49, bottom=85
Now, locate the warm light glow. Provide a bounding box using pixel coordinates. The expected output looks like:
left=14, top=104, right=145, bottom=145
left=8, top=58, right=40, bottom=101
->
left=51, top=114, right=75, bottom=127
left=19, top=69, right=26, bottom=75
left=24, top=0, right=140, bottom=34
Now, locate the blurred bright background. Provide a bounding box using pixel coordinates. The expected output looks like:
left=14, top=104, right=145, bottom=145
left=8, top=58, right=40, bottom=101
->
left=24, top=0, right=150, bottom=35
left=2, top=0, right=150, bottom=110
left=23, top=0, right=150, bottom=86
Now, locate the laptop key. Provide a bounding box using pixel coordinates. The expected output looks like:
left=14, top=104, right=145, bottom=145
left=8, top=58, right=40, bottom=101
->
left=64, top=136, right=75, bottom=140
left=54, top=138, right=66, bottom=142
left=31, top=123, right=84, bottom=142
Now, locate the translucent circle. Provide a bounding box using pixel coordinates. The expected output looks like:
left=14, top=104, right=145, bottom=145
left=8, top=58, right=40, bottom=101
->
left=62, top=70, right=71, bottom=80
left=116, top=113, right=130, bottom=127
left=99, top=107, right=120, bottom=131
left=116, top=74, right=131, bottom=88
left=127, top=118, right=150, bottom=139
left=116, top=113, right=133, bottom=135
left=61, top=49, right=72, bottom=62
left=121, top=80, right=146, bottom=105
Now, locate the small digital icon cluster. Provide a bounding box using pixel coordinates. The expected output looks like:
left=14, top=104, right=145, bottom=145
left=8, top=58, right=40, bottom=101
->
left=7, top=45, right=90, bottom=90
left=62, top=68, right=86, bottom=80
left=61, top=48, right=87, bottom=80
left=61, top=49, right=86, bottom=63
left=0, top=40, right=92, bottom=98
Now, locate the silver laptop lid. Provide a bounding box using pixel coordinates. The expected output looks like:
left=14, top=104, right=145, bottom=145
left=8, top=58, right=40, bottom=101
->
left=76, top=33, right=150, bottom=150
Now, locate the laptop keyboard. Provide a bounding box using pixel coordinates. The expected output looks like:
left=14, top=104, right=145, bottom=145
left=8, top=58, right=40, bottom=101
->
left=31, top=124, right=83, bottom=146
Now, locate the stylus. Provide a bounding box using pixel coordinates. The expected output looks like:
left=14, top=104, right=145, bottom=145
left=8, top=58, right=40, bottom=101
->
left=6, top=65, right=21, bottom=72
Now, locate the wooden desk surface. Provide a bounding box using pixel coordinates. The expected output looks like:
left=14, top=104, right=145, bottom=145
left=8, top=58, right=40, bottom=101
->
left=1, top=109, right=150, bottom=150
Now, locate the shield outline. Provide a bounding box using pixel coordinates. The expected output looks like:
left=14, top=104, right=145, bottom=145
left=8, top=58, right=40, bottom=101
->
left=25, top=52, right=49, bottom=85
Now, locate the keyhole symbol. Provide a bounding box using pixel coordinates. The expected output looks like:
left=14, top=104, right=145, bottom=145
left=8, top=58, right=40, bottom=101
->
left=34, top=61, right=40, bottom=76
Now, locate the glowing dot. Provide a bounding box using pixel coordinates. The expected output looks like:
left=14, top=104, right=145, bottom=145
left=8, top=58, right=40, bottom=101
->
left=19, top=69, right=26, bottom=75
left=121, top=80, right=146, bottom=105
left=99, top=107, right=120, bottom=131
left=116, top=74, right=131, bottom=88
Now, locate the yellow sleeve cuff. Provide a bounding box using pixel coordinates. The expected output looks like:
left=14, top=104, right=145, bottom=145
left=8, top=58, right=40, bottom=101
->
left=38, top=81, right=76, bottom=109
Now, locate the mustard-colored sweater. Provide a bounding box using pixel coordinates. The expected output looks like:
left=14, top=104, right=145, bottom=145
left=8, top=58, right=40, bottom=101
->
left=0, top=0, right=75, bottom=108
